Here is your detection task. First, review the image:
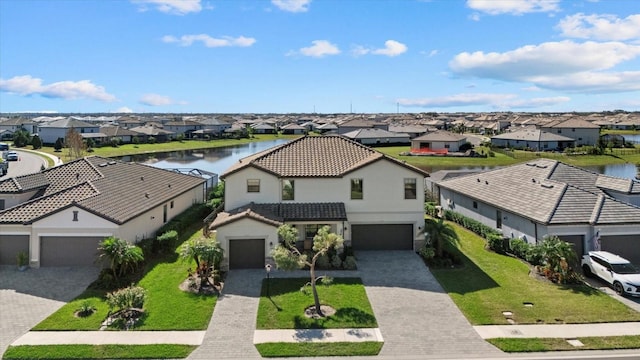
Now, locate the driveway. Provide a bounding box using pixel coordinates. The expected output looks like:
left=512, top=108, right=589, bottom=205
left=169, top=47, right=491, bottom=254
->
left=190, top=251, right=501, bottom=359
left=0, top=266, right=99, bottom=355
left=583, top=276, right=640, bottom=313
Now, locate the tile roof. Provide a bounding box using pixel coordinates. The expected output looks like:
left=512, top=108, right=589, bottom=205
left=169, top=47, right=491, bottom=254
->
left=439, top=159, right=640, bottom=225
left=210, top=202, right=347, bottom=229
left=221, top=135, right=429, bottom=178
left=341, top=128, right=409, bottom=139
left=413, top=130, right=466, bottom=142
left=491, top=129, right=575, bottom=142
left=0, top=156, right=206, bottom=224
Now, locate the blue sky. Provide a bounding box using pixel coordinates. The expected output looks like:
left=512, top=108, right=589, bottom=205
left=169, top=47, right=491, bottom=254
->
left=1, top=0, right=639, bottom=114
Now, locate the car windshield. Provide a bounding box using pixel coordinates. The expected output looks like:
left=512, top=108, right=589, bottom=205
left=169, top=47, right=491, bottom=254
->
left=611, top=263, right=640, bottom=274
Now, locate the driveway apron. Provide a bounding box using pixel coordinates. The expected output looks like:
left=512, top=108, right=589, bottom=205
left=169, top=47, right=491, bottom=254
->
left=188, top=269, right=263, bottom=359
left=0, top=266, right=99, bottom=355
left=357, top=251, right=502, bottom=358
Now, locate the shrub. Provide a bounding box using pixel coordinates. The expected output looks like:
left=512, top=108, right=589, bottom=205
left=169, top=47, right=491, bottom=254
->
left=487, top=234, right=507, bottom=254
left=343, top=256, right=357, bottom=270
left=419, top=246, right=435, bottom=260
left=525, top=245, right=544, bottom=266
left=331, top=255, right=343, bottom=269
left=509, top=238, right=530, bottom=259
left=315, top=253, right=331, bottom=269
left=106, top=285, right=147, bottom=313
left=147, top=136, right=156, bottom=144
left=76, top=300, right=96, bottom=317
left=156, top=230, right=179, bottom=253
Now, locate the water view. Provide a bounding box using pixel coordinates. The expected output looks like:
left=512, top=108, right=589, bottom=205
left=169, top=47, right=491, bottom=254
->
left=122, top=140, right=639, bottom=181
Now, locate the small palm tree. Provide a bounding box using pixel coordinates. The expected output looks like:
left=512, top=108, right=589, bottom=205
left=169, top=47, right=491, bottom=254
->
left=424, top=217, right=459, bottom=258
left=97, top=236, right=144, bottom=280
left=180, top=236, right=223, bottom=291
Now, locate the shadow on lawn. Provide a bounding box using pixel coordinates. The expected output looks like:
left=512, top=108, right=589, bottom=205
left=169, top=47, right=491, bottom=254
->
left=429, top=243, right=500, bottom=295
left=291, top=307, right=377, bottom=329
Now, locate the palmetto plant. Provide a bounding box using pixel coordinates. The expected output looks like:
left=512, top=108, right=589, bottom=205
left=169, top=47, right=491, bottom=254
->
left=97, top=236, right=144, bottom=280
left=424, top=217, right=459, bottom=258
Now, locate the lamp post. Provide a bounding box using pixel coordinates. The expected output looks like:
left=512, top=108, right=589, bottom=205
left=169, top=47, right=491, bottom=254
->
left=265, top=264, right=272, bottom=297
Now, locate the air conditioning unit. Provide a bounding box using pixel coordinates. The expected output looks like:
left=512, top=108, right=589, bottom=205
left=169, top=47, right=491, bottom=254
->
left=435, top=205, right=444, bottom=218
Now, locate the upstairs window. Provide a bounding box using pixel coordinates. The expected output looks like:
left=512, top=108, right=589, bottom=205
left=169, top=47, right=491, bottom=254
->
left=247, top=179, right=260, bottom=193
left=351, top=179, right=363, bottom=200
left=282, top=179, right=295, bottom=200
left=404, top=178, right=417, bottom=199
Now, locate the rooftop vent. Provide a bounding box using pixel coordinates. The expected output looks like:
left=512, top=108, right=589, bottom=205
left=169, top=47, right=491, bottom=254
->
left=108, top=161, right=116, bottom=165
left=541, top=183, right=554, bottom=189
left=477, top=178, right=481, bottom=182
left=140, top=176, right=144, bottom=181
left=145, top=192, right=149, bottom=198
left=98, top=163, right=108, bottom=167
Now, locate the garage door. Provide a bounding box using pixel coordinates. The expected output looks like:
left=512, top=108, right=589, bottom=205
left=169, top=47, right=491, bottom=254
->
left=229, top=239, right=265, bottom=269
left=558, top=235, right=584, bottom=266
left=0, top=235, right=29, bottom=265
left=351, top=224, right=413, bottom=251
left=40, top=236, right=104, bottom=266
left=601, top=235, right=640, bottom=265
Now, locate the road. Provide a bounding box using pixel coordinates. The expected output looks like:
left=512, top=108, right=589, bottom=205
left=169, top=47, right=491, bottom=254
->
left=0, top=149, right=47, bottom=179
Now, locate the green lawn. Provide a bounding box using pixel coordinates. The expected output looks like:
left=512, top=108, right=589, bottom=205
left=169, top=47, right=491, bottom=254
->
left=32, top=227, right=216, bottom=331
left=488, top=336, right=640, bottom=352
left=256, top=277, right=377, bottom=329
left=255, top=342, right=383, bottom=357
left=2, top=345, right=196, bottom=360
left=35, top=134, right=300, bottom=162
left=431, top=223, right=640, bottom=325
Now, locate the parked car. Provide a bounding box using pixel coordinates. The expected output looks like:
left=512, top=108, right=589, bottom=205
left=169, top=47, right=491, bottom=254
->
left=5, top=151, right=19, bottom=161
left=581, top=251, right=640, bottom=296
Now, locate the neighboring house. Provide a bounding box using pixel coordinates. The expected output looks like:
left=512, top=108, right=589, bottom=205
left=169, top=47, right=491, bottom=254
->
left=388, top=125, right=428, bottom=139
left=337, top=119, right=388, bottom=135
left=540, top=118, right=600, bottom=146
left=341, top=128, right=410, bottom=146
left=251, top=123, right=276, bottom=134
left=195, top=117, right=233, bottom=135
left=411, top=131, right=468, bottom=153
left=316, top=123, right=338, bottom=133
left=491, top=129, right=575, bottom=151
left=280, top=123, right=307, bottom=135
left=164, top=120, right=204, bottom=138
left=210, top=136, right=429, bottom=270
left=437, top=159, right=640, bottom=264
left=0, top=156, right=206, bottom=267
left=0, top=118, right=38, bottom=138
left=99, top=125, right=140, bottom=144
left=130, top=125, right=176, bottom=142
left=37, top=118, right=100, bottom=144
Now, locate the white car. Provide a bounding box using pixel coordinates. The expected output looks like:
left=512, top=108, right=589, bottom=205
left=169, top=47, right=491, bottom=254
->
left=581, top=251, right=640, bottom=297
left=5, top=151, right=19, bottom=161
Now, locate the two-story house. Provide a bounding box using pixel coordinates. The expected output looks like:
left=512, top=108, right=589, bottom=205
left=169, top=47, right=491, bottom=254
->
left=540, top=118, right=600, bottom=147
left=209, top=136, right=429, bottom=269
left=37, top=118, right=100, bottom=144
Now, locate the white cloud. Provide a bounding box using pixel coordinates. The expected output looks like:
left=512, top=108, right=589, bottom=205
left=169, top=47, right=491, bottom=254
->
left=162, top=34, right=256, bottom=47
left=398, top=93, right=517, bottom=107
left=449, top=41, right=640, bottom=92
left=139, top=94, right=174, bottom=106
left=0, top=75, right=116, bottom=102
left=272, top=0, right=311, bottom=13
left=466, top=0, right=560, bottom=15
left=132, top=0, right=202, bottom=15
left=557, top=13, right=640, bottom=41
left=112, top=107, right=134, bottom=113
left=397, top=93, right=569, bottom=109
left=291, top=40, right=340, bottom=58
left=351, top=40, right=407, bottom=57
left=371, top=40, right=408, bottom=57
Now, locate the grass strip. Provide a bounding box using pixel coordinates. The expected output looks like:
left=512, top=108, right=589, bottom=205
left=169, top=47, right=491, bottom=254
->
left=488, top=335, right=640, bottom=352
left=255, top=341, right=383, bottom=357
left=2, top=344, right=196, bottom=359
left=430, top=223, right=640, bottom=325
left=257, top=277, right=377, bottom=329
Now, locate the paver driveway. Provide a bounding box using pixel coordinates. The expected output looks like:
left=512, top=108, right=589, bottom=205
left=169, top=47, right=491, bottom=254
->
left=189, top=251, right=501, bottom=359
left=0, top=266, right=99, bottom=355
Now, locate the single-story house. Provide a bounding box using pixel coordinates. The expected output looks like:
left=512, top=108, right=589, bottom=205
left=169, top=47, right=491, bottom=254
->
left=491, top=129, right=575, bottom=151
left=0, top=156, right=206, bottom=267
left=411, top=131, right=468, bottom=153
left=341, top=128, right=411, bottom=146
left=437, top=159, right=640, bottom=264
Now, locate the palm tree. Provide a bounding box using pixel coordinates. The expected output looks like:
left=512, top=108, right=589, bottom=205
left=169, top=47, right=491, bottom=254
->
left=180, top=236, right=224, bottom=291
left=97, top=236, right=144, bottom=280
left=424, top=217, right=459, bottom=258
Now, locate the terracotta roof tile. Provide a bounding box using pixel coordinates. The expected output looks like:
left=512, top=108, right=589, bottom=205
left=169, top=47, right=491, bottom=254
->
left=210, top=202, right=347, bottom=229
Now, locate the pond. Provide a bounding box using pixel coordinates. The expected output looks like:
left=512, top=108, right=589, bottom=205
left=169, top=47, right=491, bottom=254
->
left=121, top=140, right=639, bottom=181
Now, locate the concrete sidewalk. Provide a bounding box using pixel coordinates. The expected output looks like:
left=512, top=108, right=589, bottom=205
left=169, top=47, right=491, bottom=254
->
left=474, top=322, right=640, bottom=339
left=12, top=331, right=206, bottom=346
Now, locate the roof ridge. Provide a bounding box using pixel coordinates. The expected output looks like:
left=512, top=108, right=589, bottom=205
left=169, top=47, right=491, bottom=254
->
left=589, top=194, right=605, bottom=224
left=544, top=182, right=568, bottom=224
left=0, top=181, right=96, bottom=215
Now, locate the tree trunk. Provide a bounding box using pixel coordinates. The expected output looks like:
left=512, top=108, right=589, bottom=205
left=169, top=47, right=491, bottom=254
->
left=310, top=263, right=323, bottom=317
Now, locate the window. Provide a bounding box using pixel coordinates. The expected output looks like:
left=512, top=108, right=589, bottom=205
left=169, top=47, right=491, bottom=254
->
left=282, top=179, right=294, bottom=200
left=496, top=210, right=502, bottom=229
left=473, top=201, right=478, bottom=209
left=305, top=224, right=328, bottom=240
left=404, top=178, right=417, bottom=199
left=351, top=179, right=363, bottom=199
left=444, top=144, right=450, bottom=149
left=0, top=199, right=4, bottom=210
left=163, top=204, right=168, bottom=223
left=170, top=201, right=174, bottom=209
left=247, top=179, right=260, bottom=193
left=72, top=210, right=79, bottom=222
